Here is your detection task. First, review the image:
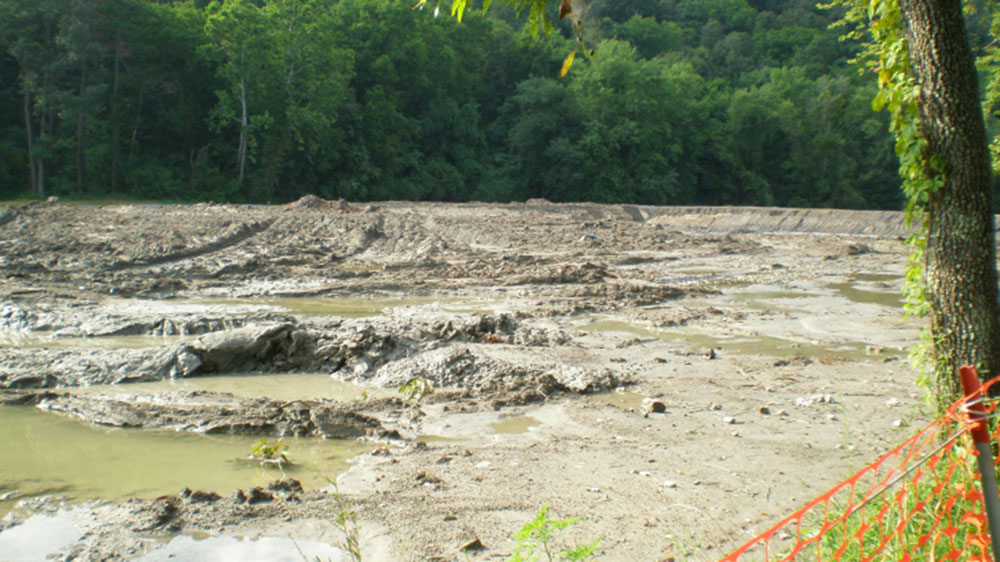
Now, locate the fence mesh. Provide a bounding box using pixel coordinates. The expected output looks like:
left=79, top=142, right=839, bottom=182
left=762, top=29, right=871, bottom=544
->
left=720, top=374, right=1000, bottom=561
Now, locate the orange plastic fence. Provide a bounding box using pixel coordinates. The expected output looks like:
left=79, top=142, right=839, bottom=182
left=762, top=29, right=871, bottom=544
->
left=719, top=375, right=1000, bottom=561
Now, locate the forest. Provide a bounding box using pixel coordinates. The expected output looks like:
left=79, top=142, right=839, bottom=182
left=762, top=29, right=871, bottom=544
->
left=2, top=0, right=990, bottom=208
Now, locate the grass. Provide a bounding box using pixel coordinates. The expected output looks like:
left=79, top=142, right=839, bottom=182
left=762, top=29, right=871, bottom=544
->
left=796, top=445, right=989, bottom=561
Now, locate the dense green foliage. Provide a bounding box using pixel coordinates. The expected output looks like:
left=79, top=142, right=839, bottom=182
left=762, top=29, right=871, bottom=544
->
left=0, top=0, right=903, bottom=207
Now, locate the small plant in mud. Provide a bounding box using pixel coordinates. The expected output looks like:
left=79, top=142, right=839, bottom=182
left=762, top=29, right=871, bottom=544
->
left=318, top=474, right=363, bottom=562
left=249, top=438, right=290, bottom=468
left=398, top=376, right=433, bottom=402
left=508, top=505, right=600, bottom=562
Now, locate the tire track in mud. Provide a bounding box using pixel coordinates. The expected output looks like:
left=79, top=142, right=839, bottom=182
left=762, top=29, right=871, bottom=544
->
left=104, top=218, right=276, bottom=271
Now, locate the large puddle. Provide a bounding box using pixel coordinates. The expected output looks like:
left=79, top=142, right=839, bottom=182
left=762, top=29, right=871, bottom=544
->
left=73, top=373, right=386, bottom=403
left=0, top=407, right=372, bottom=517
left=578, top=320, right=901, bottom=360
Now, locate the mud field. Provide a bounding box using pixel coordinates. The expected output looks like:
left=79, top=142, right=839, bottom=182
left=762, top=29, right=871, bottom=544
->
left=0, top=198, right=926, bottom=561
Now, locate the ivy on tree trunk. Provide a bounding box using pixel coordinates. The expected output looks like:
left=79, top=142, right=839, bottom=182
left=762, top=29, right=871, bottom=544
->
left=898, top=0, right=1000, bottom=407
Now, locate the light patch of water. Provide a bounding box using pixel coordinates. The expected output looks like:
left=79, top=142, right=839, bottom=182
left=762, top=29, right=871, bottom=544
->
left=416, top=404, right=588, bottom=442
left=592, top=390, right=646, bottom=411
left=489, top=416, right=540, bottom=435
left=74, top=373, right=386, bottom=403
left=577, top=320, right=900, bottom=360
left=0, top=407, right=371, bottom=517
left=139, top=534, right=346, bottom=562
left=0, top=508, right=83, bottom=561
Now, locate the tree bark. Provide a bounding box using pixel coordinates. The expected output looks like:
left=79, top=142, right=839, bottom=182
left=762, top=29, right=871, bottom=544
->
left=76, top=66, right=86, bottom=193
left=898, top=0, right=1000, bottom=405
left=238, top=77, right=248, bottom=186
left=110, top=31, right=122, bottom=194
left=23, top=88, right=37, bottom=196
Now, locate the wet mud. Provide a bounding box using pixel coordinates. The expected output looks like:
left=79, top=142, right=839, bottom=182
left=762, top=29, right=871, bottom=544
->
left=0, top=198, right=927, bottom=560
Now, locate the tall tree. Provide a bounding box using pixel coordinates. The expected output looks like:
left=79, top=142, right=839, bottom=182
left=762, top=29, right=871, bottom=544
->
left=203, top=0, right=271, bottom=188
left=896, top=0, right=1000, bottom=401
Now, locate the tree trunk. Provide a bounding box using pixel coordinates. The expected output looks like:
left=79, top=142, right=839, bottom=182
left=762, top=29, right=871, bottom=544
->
left=76, top=66, right=86, bottom=194
left=23, top=88, right=37, bottom=196
left=238, top=77, right=248, bottom=186
left=110, top=31, right=122, bottom=194
left=898, top=0, right=1000, bottom=406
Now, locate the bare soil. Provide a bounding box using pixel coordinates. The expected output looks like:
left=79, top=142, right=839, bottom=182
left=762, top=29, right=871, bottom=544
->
left=0, top=198, right=927, bottom=561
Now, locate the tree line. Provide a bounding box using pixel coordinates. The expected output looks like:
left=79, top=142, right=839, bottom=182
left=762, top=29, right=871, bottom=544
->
left=0, top=0, right=909, bottom=208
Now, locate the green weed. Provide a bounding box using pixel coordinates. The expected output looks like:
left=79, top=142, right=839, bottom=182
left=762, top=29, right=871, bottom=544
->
left=508, top=505, right=600, bottom=562
left=398, top=377, right=434, bottom=402
left=249, top=438, right=290, bottom=469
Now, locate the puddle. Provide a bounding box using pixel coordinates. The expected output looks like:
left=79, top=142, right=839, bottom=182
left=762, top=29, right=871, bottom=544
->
left=0, top=407, right=371, bottom=516
left=578, top=320, right=900, bottom=361
left=0, top=332, right=190, bottom=349
left=827, top=281, right=903, bottom=308
left=190, top=296, right=471, bottom=317
left=852, top=273, right=903, bottom=282
left=592, top=390, right=645, bottom=411
left=489, top=416, right=540, bottom=435
left=74, top=373, right=385, bottom=403
left=139, top=534, right=347, bottom=562
left=0, top=508, right=83, bottom=561
left=418, top=405, right=572, bottom=441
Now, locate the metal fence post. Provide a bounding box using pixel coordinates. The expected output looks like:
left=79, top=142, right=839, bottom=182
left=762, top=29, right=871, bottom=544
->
left=959, top=365, right=1000, bottom=561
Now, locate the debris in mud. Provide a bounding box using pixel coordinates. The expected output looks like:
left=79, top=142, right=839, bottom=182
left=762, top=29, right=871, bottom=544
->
left=846, top=242, right=871, bottom=256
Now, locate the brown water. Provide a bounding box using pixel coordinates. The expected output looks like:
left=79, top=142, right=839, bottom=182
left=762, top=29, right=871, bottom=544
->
left=0, top=407, right=371, bottom=516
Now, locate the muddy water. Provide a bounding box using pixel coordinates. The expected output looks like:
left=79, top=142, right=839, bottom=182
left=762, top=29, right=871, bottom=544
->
left=827, top=274, right=904, bottom=308
left=0, top=407, right=372, bottom=516
left=0, top=508, right=84, bottom=561
left=74, top=373, right=387, bottom=402
left=191, top=295, right=473, bottom=317
left=489, top=416, right=540, bottom=434
left=578, top=320, right=901, bottom=360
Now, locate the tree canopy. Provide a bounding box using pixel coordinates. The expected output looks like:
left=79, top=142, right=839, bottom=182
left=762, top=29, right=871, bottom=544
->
left=0, top=0, right=904, bottom=208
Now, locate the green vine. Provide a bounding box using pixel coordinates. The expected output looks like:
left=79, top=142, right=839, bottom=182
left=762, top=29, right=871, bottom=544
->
left=824, top=0, right=945, bottom=393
